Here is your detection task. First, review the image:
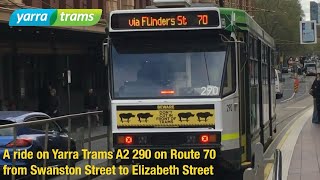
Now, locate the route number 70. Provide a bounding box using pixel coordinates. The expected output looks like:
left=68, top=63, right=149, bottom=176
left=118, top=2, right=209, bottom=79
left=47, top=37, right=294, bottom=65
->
left=203, top=149, right=216, bottom=159
left=197, top=15, right=208, bottom=25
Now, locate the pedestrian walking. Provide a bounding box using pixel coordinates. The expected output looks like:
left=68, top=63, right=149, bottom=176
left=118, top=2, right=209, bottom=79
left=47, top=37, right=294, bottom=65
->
left=84, top=88, right=100, bottom=126
left=47, top=89, right=60, bottom=117
left=310, top=73, right=320, bottom=124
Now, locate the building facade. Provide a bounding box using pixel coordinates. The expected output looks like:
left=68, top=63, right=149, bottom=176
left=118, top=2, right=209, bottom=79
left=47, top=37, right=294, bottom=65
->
left=310, top=1, right=319, bottom=23
left=0, top=0, right=253, bottom=114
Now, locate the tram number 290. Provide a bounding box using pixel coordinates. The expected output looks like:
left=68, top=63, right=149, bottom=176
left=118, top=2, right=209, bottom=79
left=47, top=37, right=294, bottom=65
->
left=201, top=86, right=219, bottom=96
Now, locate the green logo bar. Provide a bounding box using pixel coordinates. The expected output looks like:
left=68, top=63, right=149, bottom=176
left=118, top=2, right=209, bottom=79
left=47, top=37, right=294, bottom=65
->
left=52, top=9, right=102, bottom=26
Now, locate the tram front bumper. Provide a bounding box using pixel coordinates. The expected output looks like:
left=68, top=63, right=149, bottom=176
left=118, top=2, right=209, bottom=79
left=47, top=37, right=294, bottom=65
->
left=112, top=132, right=221, bottom=165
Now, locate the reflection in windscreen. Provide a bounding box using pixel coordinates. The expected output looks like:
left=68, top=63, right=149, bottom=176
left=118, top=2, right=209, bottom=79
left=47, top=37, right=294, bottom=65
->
left=111, top=38, right=227, bottom=98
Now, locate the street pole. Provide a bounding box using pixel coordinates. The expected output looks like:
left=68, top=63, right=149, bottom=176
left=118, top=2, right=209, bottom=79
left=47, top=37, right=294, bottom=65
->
left=67, top=56, right=71, bottom=114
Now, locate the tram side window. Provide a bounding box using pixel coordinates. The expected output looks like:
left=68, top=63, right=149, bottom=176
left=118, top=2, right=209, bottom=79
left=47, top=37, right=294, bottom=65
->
left=249, top=36, right=254, bottom=58
left=266, top=47, right=269, bottom=84
left=254, top=39, right=258, bottom=59
left=250, top=61, right=255, bottom=85
left=265, top=65, right=268, bottom=85
left=261, top=44, right=265, bottom=63
left=222, top=48, right=236, bottom=96
left=262, top=64, right=265, bottom=85
left=254, top=61, right=258, bottom=85
left=271, top=51, right=276, bottom=84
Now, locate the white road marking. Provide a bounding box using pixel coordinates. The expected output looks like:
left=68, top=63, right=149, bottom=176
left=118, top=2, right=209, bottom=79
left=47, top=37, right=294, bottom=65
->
left=281, top=92, right=296, bottom=103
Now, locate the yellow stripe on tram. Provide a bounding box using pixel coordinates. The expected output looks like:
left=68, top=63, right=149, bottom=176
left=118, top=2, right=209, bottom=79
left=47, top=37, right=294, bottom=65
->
left=222, top=133, right=240, bottom=141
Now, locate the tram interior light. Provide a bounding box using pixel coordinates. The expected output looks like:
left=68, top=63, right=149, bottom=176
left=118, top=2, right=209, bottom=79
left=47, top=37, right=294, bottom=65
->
left=160, top=90, right=175, bottom=94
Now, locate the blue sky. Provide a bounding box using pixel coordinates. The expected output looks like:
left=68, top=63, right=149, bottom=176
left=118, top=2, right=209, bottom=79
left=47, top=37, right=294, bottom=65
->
left=301, top=0, right=316, bottom=20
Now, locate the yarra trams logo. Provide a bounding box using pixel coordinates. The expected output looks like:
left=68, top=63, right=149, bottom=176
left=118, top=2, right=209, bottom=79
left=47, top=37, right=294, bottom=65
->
left=9, top=9, right=102, bottom=26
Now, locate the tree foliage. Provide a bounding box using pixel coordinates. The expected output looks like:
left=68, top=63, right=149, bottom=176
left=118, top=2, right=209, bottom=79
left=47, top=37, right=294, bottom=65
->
left=253, top=0, right=312, bottom=56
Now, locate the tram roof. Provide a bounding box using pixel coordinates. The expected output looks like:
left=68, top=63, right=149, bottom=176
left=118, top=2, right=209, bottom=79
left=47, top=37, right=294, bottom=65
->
left=219, top=8, right=275, bottom=48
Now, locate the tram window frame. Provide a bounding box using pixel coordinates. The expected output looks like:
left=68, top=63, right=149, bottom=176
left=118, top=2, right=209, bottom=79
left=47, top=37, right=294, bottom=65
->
left=265, top=64, right=268, bottom=84
left=266, top=64, right=269, bottom=84
left=222, top=44, right=236, bottom=96
left=261, top=64, right=264, bottom=85
left=249, top=35, right=254, bottom=58
left=261, top=64, right=265, bottom=85
left=261, top=44, right=263, bottom=62
left=261, top=44, right=265, bottom=63
left=250, top=60, right=255, bottom=85
left=254, top=61, right=258, bottom=85
left=253, top=38, right=258, bottom=59
left=266, top=47, right=270, bottom=85
left=271, top=50, right=276, bottom=85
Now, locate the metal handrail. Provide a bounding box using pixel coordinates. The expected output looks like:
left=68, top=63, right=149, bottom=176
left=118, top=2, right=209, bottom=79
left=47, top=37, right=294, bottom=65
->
left=243, top=143, right=283, bottom=180
left=0, top=110, right=103, bottom=130
left=273, top=149, right=282, bottom=180
left=0, top=111, right=104, bottom=180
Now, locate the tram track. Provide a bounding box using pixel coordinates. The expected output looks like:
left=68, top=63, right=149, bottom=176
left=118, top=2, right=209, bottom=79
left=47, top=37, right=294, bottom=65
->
left=88, top=77, right=314, bottom=180
left=264, top=95, right=313, bottom=164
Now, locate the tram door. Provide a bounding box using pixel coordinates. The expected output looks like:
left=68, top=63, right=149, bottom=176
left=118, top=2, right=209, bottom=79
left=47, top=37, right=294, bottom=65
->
left=238, top=41, right=251, bottom=163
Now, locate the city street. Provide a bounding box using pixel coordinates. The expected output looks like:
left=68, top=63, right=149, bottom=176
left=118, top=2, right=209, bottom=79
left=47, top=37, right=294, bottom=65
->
left=0, top=1, right=319, bottom=180
left=277, top=73, right=314, bottom=104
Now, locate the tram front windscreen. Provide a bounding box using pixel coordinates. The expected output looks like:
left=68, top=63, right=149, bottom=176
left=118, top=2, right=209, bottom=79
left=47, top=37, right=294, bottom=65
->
left=111, top=35, right=231, bottom=99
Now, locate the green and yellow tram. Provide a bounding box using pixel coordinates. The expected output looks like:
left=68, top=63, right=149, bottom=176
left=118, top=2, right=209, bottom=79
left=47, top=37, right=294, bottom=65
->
left=103, top=1, right=276, bottom=170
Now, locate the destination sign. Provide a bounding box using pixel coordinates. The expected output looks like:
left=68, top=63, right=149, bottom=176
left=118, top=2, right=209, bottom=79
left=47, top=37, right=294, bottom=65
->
left=110, top=10, right=220, bottom=31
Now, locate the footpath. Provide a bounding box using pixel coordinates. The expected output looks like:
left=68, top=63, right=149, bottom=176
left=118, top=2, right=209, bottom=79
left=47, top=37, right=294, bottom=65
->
left=266, top=95, right=320, bottom=180
left=287, top=113, right=320, bottom=179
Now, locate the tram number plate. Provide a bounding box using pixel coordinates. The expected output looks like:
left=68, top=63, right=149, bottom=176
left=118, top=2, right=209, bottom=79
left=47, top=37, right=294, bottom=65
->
left=226, top=104, right=233, bottom=112
left=200, top=86, right=219, bottom=96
